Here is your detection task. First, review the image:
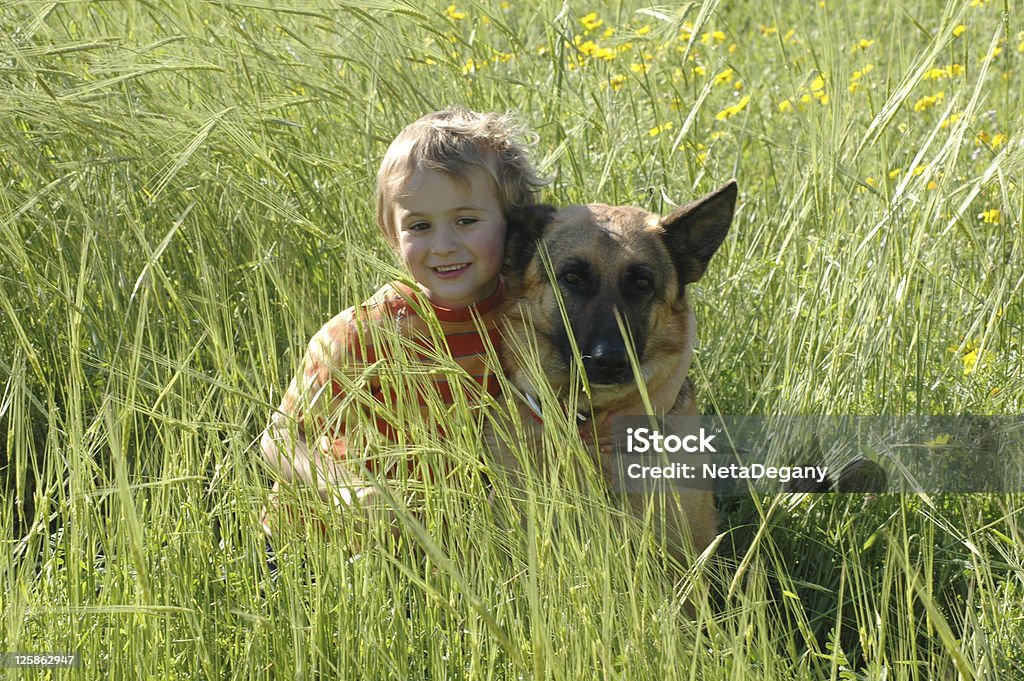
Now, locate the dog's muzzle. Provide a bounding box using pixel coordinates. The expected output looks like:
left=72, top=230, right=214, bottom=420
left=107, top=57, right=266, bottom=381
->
left=583, top=340, right=633, bottom=384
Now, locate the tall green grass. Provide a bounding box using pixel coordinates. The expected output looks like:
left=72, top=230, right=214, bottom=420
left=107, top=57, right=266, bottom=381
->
left=2, top=0, right=1022, bottom=678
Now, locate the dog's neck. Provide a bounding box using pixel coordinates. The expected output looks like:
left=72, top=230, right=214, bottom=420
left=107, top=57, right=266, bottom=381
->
left=520, top=391, right=590, bottom=425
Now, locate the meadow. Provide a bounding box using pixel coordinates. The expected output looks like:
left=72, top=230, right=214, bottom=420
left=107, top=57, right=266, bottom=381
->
left=1, top=0, right=1022, bottom=678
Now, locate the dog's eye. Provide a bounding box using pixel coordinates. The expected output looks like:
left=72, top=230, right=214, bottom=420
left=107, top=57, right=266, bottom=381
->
left=561, top=270, right=583, bottom=286
left=632, top=276, right=653, bottom=293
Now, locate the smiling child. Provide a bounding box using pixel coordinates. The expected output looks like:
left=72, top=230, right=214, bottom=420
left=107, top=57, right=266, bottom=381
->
left=260, top=108, right=546, bottom=538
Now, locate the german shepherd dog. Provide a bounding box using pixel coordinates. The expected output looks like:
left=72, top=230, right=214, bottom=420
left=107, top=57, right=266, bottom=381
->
left=490, top=181, right=738, bottom=563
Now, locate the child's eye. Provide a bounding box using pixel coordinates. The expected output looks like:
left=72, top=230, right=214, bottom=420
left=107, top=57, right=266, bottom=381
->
left=406, top=221, right=430, bottom=232
left=456, top=217, right=479, bottom=226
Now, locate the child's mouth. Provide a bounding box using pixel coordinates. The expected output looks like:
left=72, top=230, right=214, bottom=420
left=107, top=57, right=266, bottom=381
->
left=432, top=263, right=469, bottom=278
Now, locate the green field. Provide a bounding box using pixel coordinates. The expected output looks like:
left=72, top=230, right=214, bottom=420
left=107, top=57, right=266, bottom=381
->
left=2, top=0, right=1023, bottom=678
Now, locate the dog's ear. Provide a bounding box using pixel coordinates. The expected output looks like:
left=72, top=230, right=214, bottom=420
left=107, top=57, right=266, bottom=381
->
left=503, top=203, right=556, bottom=277
left=661, top=180, right=737, bottom=286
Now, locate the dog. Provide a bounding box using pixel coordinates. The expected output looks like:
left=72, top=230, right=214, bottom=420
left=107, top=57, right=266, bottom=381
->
left=488, top=181, right=738, bottom=563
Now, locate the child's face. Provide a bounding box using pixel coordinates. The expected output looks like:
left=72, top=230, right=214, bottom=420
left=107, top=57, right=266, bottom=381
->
left=393, top=167, right=506, bottom=309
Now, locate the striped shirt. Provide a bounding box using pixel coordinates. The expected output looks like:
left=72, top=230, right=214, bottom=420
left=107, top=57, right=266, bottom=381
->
left=273, top=279, right=505, bottom=475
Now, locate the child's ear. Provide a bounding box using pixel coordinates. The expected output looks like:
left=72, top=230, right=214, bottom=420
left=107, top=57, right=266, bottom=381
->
left=503, top=204, right=556, bottom=277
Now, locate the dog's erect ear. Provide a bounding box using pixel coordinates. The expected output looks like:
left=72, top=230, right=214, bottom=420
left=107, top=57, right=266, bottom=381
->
left=661, top=180, right=737, bottom=286
left=503, top=203, right=556, bottom=277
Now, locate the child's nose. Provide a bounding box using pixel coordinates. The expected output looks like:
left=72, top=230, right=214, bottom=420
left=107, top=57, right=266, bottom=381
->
left=431, top=225, right=459, bottom=254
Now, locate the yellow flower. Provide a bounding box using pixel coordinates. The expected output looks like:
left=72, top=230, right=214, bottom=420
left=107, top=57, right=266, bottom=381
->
left=852, top=64, right=874, bottom=80
left=913, top=92, right=944, bottom=112
left=648, top=121, right=673, bottom=136
left=630, top=62, right=650, bottom=74
left=693, top=65, right=706, bottom=76
left=962, top=349, right=979, bottom=375
left=608, top=74, right=627, bottom=91
left=913, top=165, right=928, bottom=176
left=927, top=180, right=939, bottom=190
left=978, top=208, right=1000, bottom=223
left=889, top=168, right=901, bottom=179
left=581, top=12, right=603, bottom=32
left=953, top=24, right=966, bottom=37
left=925, top=434, right=951, bottom=447
left=462, top=58, right=487, bottom=74
left=969, top=0, right=988, bottom=6
left=783, top=29, right=797, bottom=44
left=940, top=113, right=962, bottom=129
left=500, top=1, right=510, bottom=9
left=715, top=95, right=750, bottom=120
left=778, top=99, right=793, bottom=113
left=637, top=25, right=651, bottom=36
left=980, top=46, right=1003, bottom=60
left=759, top=25, right=778, bottom=36
left=574, top=36, right=616, bottom=60
left=701, top=30, right=727, bottom=45
left=445, top=4, right=466, bottom=20
left=991, top=133, right=1008, bottom=148
left=849, top=65, right=873, bottom=92
left=853, top=38, right=875, bottom=50
left=976, top=130, right=991, bottom=144
left=924, top=63, right=965, bottom=79
left=602, top=27, right=615, bottom=38
left=810, top=75, right=825, bottom=92
left=734, top=80, right=744, bottom=91
left=713, top=68, right=734, bottom=85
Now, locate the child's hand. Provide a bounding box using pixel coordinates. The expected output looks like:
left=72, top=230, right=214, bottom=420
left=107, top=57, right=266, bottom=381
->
left=261, top=416, right=352, bottom=500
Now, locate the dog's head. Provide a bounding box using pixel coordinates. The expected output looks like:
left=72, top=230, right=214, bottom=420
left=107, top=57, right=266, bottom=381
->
left=500, top=181, right=737, bottom=409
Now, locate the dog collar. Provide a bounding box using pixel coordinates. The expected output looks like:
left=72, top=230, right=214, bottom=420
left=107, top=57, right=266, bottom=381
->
left=522, top=392, right=589, bottom=426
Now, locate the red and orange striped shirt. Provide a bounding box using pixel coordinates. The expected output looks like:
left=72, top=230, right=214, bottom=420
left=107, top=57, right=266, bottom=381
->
left=272, top=279, right=505, bottom=474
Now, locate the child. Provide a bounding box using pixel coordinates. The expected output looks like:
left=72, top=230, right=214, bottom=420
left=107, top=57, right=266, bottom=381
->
left=260, top=107, right=546, bottom=538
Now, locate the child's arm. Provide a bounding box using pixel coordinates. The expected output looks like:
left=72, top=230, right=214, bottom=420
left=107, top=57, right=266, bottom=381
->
left=260, top=314, right=358, bottom=499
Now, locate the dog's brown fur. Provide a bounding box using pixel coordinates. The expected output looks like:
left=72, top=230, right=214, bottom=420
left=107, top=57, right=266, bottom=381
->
left=491, top=181, right=738, bottom=562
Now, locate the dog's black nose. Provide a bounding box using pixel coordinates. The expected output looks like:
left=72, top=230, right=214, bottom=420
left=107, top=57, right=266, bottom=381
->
left=586, top=342, right=631, bottom=384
